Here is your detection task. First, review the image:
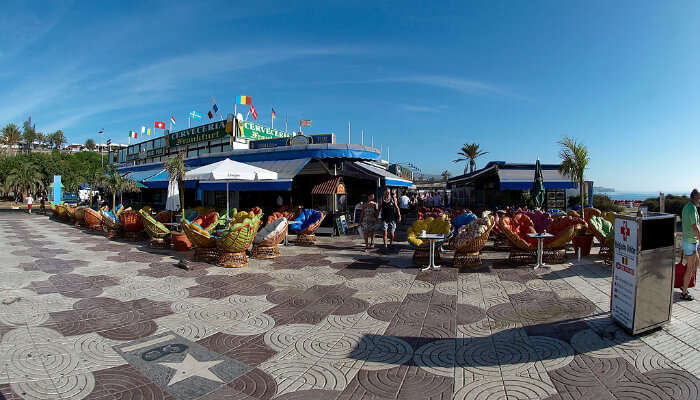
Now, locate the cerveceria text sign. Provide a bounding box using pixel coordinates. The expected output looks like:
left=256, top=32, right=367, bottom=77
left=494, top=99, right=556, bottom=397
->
left=240, top=122, right=292, bottom=140
left=168, top=121, right=228, bottom=147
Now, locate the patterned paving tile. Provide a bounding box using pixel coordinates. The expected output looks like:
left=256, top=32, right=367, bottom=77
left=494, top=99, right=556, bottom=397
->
left=0, top=214, right=698, bottom=399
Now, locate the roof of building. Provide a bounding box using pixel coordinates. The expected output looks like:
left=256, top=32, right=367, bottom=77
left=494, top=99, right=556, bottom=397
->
left=448, top=161, right=577, bottom=190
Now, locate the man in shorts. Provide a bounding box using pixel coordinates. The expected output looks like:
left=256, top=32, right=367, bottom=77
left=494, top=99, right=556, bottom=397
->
left=681, top=189, right=700, bottom=300
left=380, top=188, right=401, bottom=248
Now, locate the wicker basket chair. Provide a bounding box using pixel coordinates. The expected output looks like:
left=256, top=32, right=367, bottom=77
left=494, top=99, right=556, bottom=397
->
left=289, top=209, right=326, bottom=246
left=181, top=217, right=220, bottom=262
left=587, top=215, right=614, bottom=262
left=49, top=202, right=59, bottom=218
left=74, top=206, right=87, bottom=227
left=100, top=209, right=122, bottom=239
left=407, top=217, right=451, bottom=266
left=523, top=209, right=554, bottom=234
left=500, top=214, right=538, bottom=265
left=267, top=211, right=296, bottom=226
left=64, top=204, right=76, bottom=223
left=454, top=216, right=494, bottom=267
left=84, top=208, right=103, bottom=231
left=252, top=217, right=289, bottom=259
left=216, top=218, right=258, bottom=268
left=119, top=209, right=144, bottom=241
left=190, top=211, right=220, bottom=233
left=139, top=209, right=171, bottom=249
left=446, top=212, right=477, bottom=250
left=542, top=216, right=586, bottom=263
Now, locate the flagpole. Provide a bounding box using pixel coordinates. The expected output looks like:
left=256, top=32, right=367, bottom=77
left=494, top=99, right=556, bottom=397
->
left=188, top=115, right=191, bottom=128
left=361, top=129, right=364, bottom=146
left=272, top=112, right=274, bottom=130
left=285, top=113, right=288, bottom=133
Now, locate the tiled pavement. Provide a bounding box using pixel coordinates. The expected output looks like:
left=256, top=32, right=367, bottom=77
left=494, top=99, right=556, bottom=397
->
left=0, top=213, right=699, bottom=399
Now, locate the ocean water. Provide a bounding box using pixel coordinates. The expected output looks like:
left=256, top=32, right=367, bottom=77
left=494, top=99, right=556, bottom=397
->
left=596, top=192, right=687, bottom=201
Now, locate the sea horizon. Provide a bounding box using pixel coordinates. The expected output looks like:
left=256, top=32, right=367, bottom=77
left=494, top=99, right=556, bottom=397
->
left=595, top=191, right=688, bottom=201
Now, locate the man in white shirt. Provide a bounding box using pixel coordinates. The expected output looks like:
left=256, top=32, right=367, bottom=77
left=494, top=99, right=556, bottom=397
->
left=26, top=194, right=33, bottom=214
left=399, top=193, right=410, bottom=224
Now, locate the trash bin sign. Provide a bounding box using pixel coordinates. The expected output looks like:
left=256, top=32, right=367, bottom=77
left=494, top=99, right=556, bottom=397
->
left=611, top=213, right=675, bottom=335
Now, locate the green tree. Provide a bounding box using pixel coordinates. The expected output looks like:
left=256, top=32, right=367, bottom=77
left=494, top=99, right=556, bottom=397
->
left=119, top=179, right=141, bottom=205
left=558, top=136, right=590, bottom=220
left=22, top=117, right=37, bottom=152
left=85, top=138, right=96, bottom=151
left=52, top=130, right=67, bottom=149
left=2, top=123, right=21, bottom=150
left=36, top=132, right=47, bottom=147
left=5, top=162, right=44, bottom=198
left=453, top=143, right=488, bottom=174
left=164, top=152, right=186, bottom=212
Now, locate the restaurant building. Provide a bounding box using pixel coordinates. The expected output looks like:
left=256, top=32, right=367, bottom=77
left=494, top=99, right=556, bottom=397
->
left=114, top=119, right=412, bottom=229
left=447, top=161, right=579, bottom=209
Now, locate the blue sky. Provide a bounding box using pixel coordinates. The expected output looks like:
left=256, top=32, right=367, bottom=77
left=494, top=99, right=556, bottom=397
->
left=2, top=1, right=700, bottom=192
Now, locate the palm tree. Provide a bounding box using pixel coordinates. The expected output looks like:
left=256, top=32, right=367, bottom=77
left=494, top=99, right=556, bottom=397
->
left=558, top=136, right=590, bottom=220
left=52, top=130, right=66, bottom=149
left=5, top=162, right=44, bottom=198
left=36, top=132, right=47, bottom=148
left=164, top=152, right=186, bottom=212
left=2, top=123, right=21, bottom=151
left=453, top=143, right=488, bottom=174
left=85, top=138, right=96, bottom=151
left=103, top=164, right=122, bottom=208
left=119, top=179, right=141, bottom=205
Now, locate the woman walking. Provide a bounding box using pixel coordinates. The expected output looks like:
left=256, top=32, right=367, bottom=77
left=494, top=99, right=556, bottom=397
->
left=359, top=193, right=378, bottom=251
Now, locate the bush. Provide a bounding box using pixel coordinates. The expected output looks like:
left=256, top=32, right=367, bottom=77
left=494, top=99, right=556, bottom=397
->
left=567, top=194, right=622, bottom=213
left=642, top=195, right=690, bottom=216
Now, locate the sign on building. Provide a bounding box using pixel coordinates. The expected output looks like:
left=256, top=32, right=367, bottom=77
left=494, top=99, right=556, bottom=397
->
left=388, top=164, right=413, bottom=181
left=168, top=121, right=228, bottom=147
left=239, top=121, right=292, bottom=140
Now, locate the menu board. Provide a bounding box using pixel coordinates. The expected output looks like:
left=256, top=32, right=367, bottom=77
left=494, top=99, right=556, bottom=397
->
left=611, top=218, right=638, bottom=330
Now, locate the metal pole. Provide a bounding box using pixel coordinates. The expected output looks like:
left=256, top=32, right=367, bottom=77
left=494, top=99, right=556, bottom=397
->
left=348, top=121, right=350, bottom=144
left=361, top=129, right=364, bottom=145
left=226, top=181, right=230, bottom=222
left=100, top=131, right=104, bottom=168
left=387, top=146, right=390, bottom=163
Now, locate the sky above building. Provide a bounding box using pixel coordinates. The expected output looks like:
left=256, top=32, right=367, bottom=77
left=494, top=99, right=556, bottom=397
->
left=2, top=1, right=699, bottom=192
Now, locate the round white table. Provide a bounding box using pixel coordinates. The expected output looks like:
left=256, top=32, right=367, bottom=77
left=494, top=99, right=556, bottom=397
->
left=528, top=232, right=555, bottom=270
left=418, top=233, right=445, bottom=272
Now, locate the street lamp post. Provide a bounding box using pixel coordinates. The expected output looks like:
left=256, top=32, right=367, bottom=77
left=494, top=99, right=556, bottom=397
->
left=99, top=129, right=104, bottom=168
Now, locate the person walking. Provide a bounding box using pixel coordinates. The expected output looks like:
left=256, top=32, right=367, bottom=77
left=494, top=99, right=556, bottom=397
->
left=380, top=188, right=401, bottom=248
left=681, top=189, right=700, bottom=300
left=40, top=193, right=46, bottom=215
left=359, top=193, right=378, bottom=251
left=26, top=193, right=33, bottom=214
left=399, top=192, right=410, bottom=225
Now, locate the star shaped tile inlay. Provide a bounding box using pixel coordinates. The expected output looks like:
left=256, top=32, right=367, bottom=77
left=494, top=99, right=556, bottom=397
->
left=158, top=353, right=225, bottom=386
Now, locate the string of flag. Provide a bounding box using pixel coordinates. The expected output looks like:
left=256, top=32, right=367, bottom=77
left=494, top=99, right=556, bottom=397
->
left=126, top=95, right=306, bottom=142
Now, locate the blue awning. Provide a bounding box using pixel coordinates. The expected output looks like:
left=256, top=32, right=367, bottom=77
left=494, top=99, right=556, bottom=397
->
left=498, top=169, right=576, bottom=190
left=246, top=158, right=310, bottom=179
left=354, top=162, right=413, bottom=187
left=143, top=169, right=197, bottom=189
left=122, top=168, right=163, bottom=182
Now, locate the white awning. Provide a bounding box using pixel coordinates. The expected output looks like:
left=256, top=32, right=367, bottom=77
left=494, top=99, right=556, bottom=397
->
left=185, top=158, right=277, bottom=181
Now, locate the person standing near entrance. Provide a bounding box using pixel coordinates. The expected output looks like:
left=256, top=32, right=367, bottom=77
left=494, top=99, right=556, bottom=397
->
left=681, top=189, right=700, bottom=300
left=399, top=192, right=410, bottom=225
left=40, top=193, right=46, bottom=215
left=380, top=188, right=401, bottom=248
left=26, top=193, right=33, bottom=214
left=359, top=193, right=378, bottom=251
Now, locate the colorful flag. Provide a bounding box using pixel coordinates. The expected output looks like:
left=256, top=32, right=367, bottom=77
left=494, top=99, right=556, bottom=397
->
left=300, top=119, right=312, bottom=127
left=250, top=104, right=258, bottom=120
left=170, top=116, right=176, bottom=125
left=190, top=110, right=202, bottom=120
left=236, top=95, right=252, bottom=105
left=129, top=131, right=137, bottom=138
left=208, top=98, right=219, bottom=120
left=141, top=126, right=146, bottom=135
left=154, top=121, right=166, bottom=129
left=271, top=108, right=276, bottom=119
left=147, top=128, right=151, bottom=136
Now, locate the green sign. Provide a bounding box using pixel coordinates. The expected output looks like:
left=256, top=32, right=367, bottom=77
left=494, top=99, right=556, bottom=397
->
left=240, top=121, right=291, bottom=140
left=168, top=121, right=228, bottom=147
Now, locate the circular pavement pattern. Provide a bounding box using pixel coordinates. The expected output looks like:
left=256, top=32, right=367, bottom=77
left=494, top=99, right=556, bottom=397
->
left=643, top=368, right=700, bottom=400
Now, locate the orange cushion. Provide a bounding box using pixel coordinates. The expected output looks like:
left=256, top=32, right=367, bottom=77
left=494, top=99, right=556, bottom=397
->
left=502, top=214, right=537, bottom=246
